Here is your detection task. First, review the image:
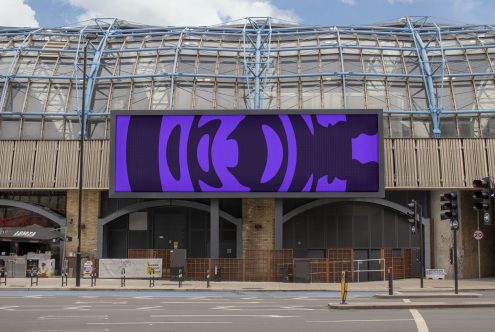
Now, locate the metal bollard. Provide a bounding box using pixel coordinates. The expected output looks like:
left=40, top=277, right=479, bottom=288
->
left=388, top=267, right=394, bottom=295
left=0, top=268, right=7, bottom=286
left=30, top=270, right=39, bottom=287
left=206, top=270, right=210, bottom=288
left=121, top=268, right=126, bottom=287
left=340, top=271, right=348, bottom=304
left=91, top=272, right=97, bottom=287
left=178, top=268, right=183, bottom=288
left=61, top=272, right=68, bottom=287
left=149, top=268, right=155, bottom=288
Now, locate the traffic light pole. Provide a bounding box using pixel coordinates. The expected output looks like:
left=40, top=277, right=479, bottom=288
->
left=418, top=204, right=424, bottom=289
left=453, top=226, right=458, bottom=294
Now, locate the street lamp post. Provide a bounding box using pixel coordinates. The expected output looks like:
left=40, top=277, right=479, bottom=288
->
left=75, top=40, right=88, bottom=287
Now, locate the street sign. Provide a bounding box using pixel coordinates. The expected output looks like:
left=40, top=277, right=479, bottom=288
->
left=474, top=230, right=484, bottom=241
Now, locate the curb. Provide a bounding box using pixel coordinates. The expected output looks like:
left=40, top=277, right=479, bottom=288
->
left=328, top=302, right=495, bottom=309
left=373, top=293, right=482, bottom=299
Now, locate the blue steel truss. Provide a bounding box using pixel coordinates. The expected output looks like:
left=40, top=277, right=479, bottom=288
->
left=1, top=17, right=495, bottom=137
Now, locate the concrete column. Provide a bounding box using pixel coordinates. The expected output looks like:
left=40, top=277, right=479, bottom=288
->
left=65, top=190, right=100, bottom=259
left=210, top=199, right=219, bottom=258
left=242, top=198, right=275, bottom=256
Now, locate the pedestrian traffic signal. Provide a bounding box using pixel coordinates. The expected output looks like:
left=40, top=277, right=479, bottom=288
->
left=473, top=177, right=493, bottom=225
left=440, top=192, right=459, bottom=230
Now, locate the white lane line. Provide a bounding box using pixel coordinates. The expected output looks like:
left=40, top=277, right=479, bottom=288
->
left=307, top=319, right=414, bottom=323
left=403, top=299, right=429, bottom=332
left=151, top=315, right=298, bottom=318
left=75, top=301, right=127, bottom=305
left=160, top=301, right=260, bottom=304
left=0, top=306, right=18, bottom=311
left=29, top=329, right=109, bottom=332
left=137, top=306, right=163, bottom=310
left=88, top=321, right=232, bottom=325
left=38, top=315, right=109, bottom=320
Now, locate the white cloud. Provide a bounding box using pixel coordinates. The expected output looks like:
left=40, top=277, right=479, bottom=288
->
left=0, top=0, right=38, bottom=27
left=65, top=0, right=299, bottom=26
left=341, top=0, right=356, bottom=5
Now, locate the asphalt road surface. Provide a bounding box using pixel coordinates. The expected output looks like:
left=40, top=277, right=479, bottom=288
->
left=0, top=290, right=494, bottom=332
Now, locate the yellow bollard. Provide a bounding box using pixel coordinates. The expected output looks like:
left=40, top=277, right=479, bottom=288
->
left=340, top=271, right=348, bottom=304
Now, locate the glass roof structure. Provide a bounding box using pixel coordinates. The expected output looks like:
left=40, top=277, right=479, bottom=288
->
left=1, top=16, right=495, bottom=139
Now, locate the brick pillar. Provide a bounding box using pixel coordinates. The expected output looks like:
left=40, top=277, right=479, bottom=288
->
left=65, top=190, right=100, bottom=259
left=242, top=198, right=275, bottom=256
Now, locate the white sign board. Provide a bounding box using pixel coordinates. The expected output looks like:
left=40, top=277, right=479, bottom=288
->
left=474, top=230, right=484, bottom=241
left=425, top=268, right=446, bottom=280
left=98, top=259, right=162, bottom=278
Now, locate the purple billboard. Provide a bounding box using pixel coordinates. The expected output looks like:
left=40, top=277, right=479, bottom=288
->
left=110, top=111, right=383, bottom=198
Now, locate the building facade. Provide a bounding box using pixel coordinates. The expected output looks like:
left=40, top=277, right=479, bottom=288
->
left=0, top=17, right=494, bottom=280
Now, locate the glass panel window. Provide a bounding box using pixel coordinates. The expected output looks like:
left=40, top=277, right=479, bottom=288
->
left=65, top=120, right=81, bottom=140
left=5, top=83, right=27, bottom=113
left=150, top=83, right=169, bottom=110
left=218, top=57, right=238, bottom=75
left=343, top=54, right=362, bottom=72
left=439, top=116, right=457, bottom=137
left=55, top=58, right=76, bottom=76
left=0, top=56, right=14, bottom=75
left=115, top=57, right=136, bottom=76
left=390, top=115, right=412, bottom=138
left=453, top=81, right=476, bottom=110
left=458, top=115, right=479, bottom=138
left=197, top=56, right=216, bottom=75
left=130, top=83, right=151, bottom=110
left=362, top=54, right=384, bottom=73
left=409, top=83, right=427, bottom=111
left=280, top=83, right=299, bottom=109
left=346, top=81, right=364, bottom=109
left=20, top=119, right=42, bottom=139
left=92, top=85, right=110, bottom=113
left=42, top=119, right=64, bottom=139
left=110, top=84, right=130, bottom=110
left=135, top=56, right=156, bottom=75
left=481, top=115, right=495, bottom=137
left=99, top=58, right=116, bottom=76
left=321, top=54, right=341, bottom=73
left=383, top=56, right=404, bottom=74
left=264, top=84, right=278, bottom=109
left=67, top=85, right=82, bottom=113
left=46, top=84, right=68, bottom=113
left=156, top=55, right=174, bottom=73
left=25, top=84, right=48, bottom=113
left=279, top=56, right=298, bottom=75
left=16, top=57, right=37, bottom=75
left=301, top=84, right=321, bottom=109
left=322, top=81, right=342, bottom=108
left=300, top=55, right=319, bottom=74
left=194, top=84, right=214, bottom=109
left=475, top=80, right=495, bottom=109
left=33, top=59, right=56, bottom=76
left=412, top=116, right=432, bottom=138
left=178, top=55, right=197, bottom=73
left=88, top=120, right=107, bottom=139
left=174, top=83, right=193, bottom=109
left=0, top=119, right=20, bottom=139
left=216, top=84, right=236, bottom=109
left=468, top=54, right=491, bottom=73
left=447, top=55, right=470, bottom=74
left=388, top=82, right=409, bottom=110
left=366, top=80, right=386, bottom=109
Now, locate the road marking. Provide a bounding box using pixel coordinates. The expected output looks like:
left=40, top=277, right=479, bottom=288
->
left=88, top=321, right=232, bottom=325
left=78, top=296, right=99, bottom=299
left=403, top=299, right=429, bottom=332
left=29, top=329, right=110, bottom=332
left=75, top=301, right=127, bottom=305
left=0, top=306, right=18, bottom=311
left=160, top=301, right=259, bottom=304
left=137, top=306, right=163, bottom=310
left=151, top=314, right=298, bottom=318
left=38, top=315, right=109, bottom=320
left=212, top=305, right=317, bottom=311
left=65, top=306, right=92, bottom=311
left=307, top=319, right=414, bottom=323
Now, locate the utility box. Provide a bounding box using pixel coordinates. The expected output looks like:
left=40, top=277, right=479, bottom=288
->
left=170, top=249, right=186, bottom=281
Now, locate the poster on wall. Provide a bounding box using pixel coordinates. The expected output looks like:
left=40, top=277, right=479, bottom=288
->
left=110, top=110, right=384, bottom=198
left=37, top=259, right=55, bottom=277
left=98, top=259, right=162, bottom=278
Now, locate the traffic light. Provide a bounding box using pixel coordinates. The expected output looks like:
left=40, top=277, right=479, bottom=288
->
left=440, top=192, right=459, bottom=230
left=473, top=177, right=493, bottom=225
left=407, top=200, right=417, bottom=234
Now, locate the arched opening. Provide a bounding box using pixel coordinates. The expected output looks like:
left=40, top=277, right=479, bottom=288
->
left=283, top=201, right=420, bottom=281
left=102, top=204, right=238, bottom=259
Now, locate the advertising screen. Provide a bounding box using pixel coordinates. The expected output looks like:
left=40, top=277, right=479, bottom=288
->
left=110, top=110, right=383, bottom=198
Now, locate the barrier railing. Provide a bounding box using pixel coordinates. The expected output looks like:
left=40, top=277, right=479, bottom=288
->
left=353, top=258, right=386, bottom=282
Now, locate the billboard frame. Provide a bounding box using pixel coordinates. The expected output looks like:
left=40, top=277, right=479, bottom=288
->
left=109, top=109, right=384, bottom=198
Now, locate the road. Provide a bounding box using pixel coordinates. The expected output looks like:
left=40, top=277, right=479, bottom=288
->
left=0, top=290, right=494, bottom=331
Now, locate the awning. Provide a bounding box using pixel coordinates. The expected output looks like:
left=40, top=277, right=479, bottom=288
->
left=0, top=224, right=63, bottom=242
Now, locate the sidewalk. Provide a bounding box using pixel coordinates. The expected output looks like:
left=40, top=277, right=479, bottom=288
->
left=1, top=277, right=495, bottom=292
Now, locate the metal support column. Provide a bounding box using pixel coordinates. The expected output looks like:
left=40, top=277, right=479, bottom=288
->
left=210, top=199, right=219, bottom=259
left=275, top=199, right=284, bottom=250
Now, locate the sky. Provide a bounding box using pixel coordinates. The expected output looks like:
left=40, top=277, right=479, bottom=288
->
left=0, top=0, right=494, bottom=28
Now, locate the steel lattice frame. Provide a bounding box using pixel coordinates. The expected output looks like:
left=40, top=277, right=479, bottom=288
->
left=1, top=16, right=495, bottom=138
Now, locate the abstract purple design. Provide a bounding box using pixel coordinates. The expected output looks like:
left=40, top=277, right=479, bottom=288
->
left=114, top=113, right=380, bottom=193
